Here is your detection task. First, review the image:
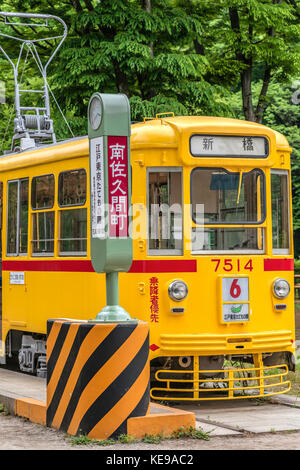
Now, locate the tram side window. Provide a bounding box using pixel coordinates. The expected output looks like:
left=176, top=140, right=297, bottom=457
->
left=58, top=169, right=86, bottom=206
left=19, top=179, right=29, bottom=253
left=32, top=212, right=55, bottom=255
left=31, top=175, right=55, bottom=256
left=58, top=169, right=87, bottom=255
left=271, top=170, right=290, bottom=254
left=7, top=179, right=29, bottom=255
left=31, top=174, right=54, bottom=209
left=148, top=169, right=183, bottom=255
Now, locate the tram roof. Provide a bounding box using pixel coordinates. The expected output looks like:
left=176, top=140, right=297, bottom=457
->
left=0, top=135, right=89, bottom=172
left=0, top=115, right=291, bottom=172
left=131, top=115, right=291, bottom=151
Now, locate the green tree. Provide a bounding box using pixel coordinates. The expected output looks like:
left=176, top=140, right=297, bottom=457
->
left=0, top=0, right=231, bottom=143
left=188, top=0, right=300, bottom=123
left=228, top=79, right=300, bottom=240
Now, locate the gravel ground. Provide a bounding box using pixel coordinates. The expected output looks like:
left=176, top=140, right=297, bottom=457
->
left=1, top=306, right=299, bottom=452
left=1, top=413, right=300, bottom=451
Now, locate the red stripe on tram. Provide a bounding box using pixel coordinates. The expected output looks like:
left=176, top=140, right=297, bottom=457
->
left=128, top=259, right=197, bottom=273
left=263, top=259, right=294, bottom=271
left=2, top=260, right=95, bottom=272
left=2, top=259, right=197, bottom=273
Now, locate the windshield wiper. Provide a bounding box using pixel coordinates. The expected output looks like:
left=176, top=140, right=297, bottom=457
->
left=236, top=171, right=243, bottom=205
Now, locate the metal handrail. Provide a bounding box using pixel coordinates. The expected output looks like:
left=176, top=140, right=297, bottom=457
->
left=151, top=363, right=291, bottom=401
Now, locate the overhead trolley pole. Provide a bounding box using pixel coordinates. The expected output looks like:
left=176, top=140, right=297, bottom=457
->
left=0, top=11, right=68, bottom=151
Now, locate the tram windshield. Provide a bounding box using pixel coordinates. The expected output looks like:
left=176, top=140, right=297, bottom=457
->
left=191, top=168, right=265, bottom=224
left=191, top=168, right=265, bottom=253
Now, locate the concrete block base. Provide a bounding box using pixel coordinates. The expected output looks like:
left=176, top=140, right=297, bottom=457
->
left=14, top=397, right=194, bottom=439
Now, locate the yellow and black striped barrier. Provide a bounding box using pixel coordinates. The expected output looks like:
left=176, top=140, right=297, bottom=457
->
left=46, top=319, right=149, bottom=439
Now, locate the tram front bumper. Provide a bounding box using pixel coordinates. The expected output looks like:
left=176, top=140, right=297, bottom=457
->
left=159, top=330, right=295, bottom=356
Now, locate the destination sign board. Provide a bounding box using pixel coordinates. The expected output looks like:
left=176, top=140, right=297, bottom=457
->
left=190, top=135, right=268, bottom=158
left=88, top=93, right=132, bottom=274
left=107, top=135, right=129, bottom=238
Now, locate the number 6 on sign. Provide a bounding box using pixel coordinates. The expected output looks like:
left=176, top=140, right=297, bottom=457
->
left=230, top=279, right=241, bottom=298
left=222, top=277, right=249, bottom=302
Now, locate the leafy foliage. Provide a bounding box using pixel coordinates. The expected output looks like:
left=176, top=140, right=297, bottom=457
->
left=228, top=79, right=300, bottom=232
left=0, top=0, right=232, bottom=145
left=0, top=0, right=299, bottom=243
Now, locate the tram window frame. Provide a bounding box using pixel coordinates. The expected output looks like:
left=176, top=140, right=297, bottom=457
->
left=191, top=227, right=265, bottom=254
left=59, top=207, right=87, bottom=256
left=31, top=174, right=55, bottom=257
left=190, top=167, right=266, bottom=254
left=147, top=167, right=183, bottom=256
left=190, top=167, right=266, bottom=226
left=271, top=169, right=290, bottom=255
left=31, top=174, right=55, bottom=210
left=57, top=168, right=87, bottom=256
left=6, top=178, right=29, bottom=257
left=31, top=210, right=55, bottom=256
left=58, top=168, right=87, bottom=208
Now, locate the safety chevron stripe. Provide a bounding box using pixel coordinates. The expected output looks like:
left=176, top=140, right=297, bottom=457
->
left=46, top=320, right=149, bottom=439
left=48, top=323, right=116, bottom=429
left=71, top=336, right=149, bottom=437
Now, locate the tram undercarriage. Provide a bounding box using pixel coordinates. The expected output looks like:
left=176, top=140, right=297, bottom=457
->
left=150, top=353, right=295, bottom=401
left=4, top=331, right=47, bottom=378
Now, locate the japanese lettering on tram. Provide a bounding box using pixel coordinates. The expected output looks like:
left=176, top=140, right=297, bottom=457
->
left=149, top=276, right=159, bottom=323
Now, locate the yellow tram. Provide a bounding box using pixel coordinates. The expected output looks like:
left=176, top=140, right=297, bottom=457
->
left=0, top=114, right=295, bottom=400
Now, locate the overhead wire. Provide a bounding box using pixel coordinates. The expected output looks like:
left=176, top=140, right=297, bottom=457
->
left=0, top=46, right=30, bottom=153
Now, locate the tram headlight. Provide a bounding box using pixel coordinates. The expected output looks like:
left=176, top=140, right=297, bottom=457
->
left=273, top=278, right=290, bottom=299
left=168, top=280, right=188, bottom=301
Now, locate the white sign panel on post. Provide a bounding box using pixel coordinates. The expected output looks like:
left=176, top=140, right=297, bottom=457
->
left=90, top=137, right=105, bottom=239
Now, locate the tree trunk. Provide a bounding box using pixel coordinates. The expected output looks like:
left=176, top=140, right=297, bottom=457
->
left=141, top=0, right=156, bottom=99
left=255, top=66, right=272, bottom=123
left=241, top=64, right=255, bottom=122
left=229, top=7, right=255, bottom=122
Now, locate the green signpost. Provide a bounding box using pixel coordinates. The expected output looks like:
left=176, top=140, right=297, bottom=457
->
left=88, top=93, right=134, bottom=322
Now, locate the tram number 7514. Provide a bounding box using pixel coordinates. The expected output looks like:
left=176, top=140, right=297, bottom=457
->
left=211, top=258, right=253, bottom=273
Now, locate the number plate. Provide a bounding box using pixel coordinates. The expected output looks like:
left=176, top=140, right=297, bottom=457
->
left=9, top=272, right=25, bottom=285
left=222, top=277, right=250, bottom=322
left=222, top=277, right=249, bottom=302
